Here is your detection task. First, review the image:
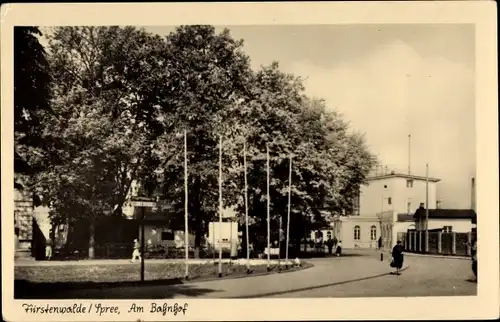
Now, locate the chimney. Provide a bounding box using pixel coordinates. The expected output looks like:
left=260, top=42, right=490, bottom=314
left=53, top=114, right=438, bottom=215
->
left=471, top=177, right=476, bottom=211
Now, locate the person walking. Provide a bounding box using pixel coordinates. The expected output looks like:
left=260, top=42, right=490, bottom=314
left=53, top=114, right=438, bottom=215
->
left=335, top=240, right=342, bottom=257
left=326, top=237, right=334, bottom=255
left=45, top=239, right=53, bottom=261
left=130, top=238, right=141, bottom=263
left=471, top=239, right=477, bottom=281
left=390, top=240, right=404, bottom=275
left=378, top=237, right=382, bottom=249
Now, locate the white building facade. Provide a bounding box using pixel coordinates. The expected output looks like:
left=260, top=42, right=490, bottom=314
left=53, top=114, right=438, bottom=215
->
left=335, top=172, right=441, bottom=249
left=359, top=173, right=440, bottom=216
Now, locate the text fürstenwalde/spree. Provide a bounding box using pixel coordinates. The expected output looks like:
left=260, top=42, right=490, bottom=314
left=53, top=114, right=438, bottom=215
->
left=22, top=302, right=189, bottom=316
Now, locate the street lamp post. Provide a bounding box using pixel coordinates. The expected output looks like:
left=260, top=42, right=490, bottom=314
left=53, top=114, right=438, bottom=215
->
left=130, top=197, right=156, bottom=282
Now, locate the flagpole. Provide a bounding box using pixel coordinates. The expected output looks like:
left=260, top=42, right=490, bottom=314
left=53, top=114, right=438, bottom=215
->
left=218, top=135, right=223, bottom=277
left=425, top=163, right=429, bottom=253
left=266, top=144, right=271, bottom=271
left=184, top=130, right=189, bottom=280
left=244, top=140, right=250, bottom=274
left=285, top=153, right=292, bottom=269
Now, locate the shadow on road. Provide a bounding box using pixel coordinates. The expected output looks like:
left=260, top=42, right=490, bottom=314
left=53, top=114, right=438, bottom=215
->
left=228, top=266, right=410, bottom=298
left=15, top=278, right=219, bottom=299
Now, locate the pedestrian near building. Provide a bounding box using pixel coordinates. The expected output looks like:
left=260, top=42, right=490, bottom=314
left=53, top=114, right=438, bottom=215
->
left=45, top=239, right=52, bottom=261
left=335, top=240, right=342, bottom=257
left=471, top=239, right=477, bottom=280
left=390, top=240, right=404, bottom=275
left=332, top=236, right=338, bottom=249
left=378, top=237, right=382, bottom=249
left=130, top=239, right=141, bottom=263
left=326, top=237, right=334, bottom=255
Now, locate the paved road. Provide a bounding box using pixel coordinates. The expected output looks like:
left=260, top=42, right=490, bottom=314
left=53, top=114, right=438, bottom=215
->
left=32, top=250, right=476, bottom=298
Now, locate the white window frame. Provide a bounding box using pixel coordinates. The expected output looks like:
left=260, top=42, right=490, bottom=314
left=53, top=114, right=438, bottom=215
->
left=370, top=225, right=377, bottom=240
left=354, top=225, right=361, bottom=240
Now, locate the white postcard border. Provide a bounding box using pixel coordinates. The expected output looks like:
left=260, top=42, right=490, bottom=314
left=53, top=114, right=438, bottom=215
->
left=1, top=2, right=498, bottom=321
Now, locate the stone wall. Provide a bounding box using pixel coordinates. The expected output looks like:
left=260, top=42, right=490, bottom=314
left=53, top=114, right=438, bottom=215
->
left=14, top=195, right=34, bottom=259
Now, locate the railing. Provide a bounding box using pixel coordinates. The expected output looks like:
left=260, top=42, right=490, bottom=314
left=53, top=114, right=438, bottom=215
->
left=399, top=231, right=475, bottom=257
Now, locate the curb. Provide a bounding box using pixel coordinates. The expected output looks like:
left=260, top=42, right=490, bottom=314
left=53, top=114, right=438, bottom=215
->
left=182, top=262, right=314, bottom=285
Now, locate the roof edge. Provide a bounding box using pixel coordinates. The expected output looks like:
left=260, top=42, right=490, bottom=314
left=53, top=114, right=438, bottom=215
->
left=366, top=173, right=441, bottom=182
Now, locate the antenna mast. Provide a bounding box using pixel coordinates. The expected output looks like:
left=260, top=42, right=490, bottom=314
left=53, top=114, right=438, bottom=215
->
left=408, top=134, right=411, bottom=175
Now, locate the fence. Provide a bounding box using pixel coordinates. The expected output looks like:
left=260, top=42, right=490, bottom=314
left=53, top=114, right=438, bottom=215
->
left=398, top=231, right=474, bottom=257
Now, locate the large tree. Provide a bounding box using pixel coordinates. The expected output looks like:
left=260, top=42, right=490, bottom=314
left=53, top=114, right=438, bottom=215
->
left=153, top=25, right=255, bottom=257
left=29, top=26, right=170, bottom=258
left=14, top=27, right=52, bottom=190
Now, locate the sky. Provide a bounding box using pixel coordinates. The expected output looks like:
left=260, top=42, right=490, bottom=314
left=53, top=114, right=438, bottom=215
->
left=40, top=24, right=476, bottom=209
left=145, top=25, right=475, bottom=209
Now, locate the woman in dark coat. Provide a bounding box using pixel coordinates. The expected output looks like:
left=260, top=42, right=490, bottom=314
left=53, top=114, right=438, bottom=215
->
left=391, top=240, right=404, bottom=275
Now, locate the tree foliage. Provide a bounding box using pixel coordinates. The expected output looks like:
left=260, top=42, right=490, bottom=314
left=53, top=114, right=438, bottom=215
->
left=24, top=25, right=377, bottom=256
left=14, top=27, right=52, bottom=189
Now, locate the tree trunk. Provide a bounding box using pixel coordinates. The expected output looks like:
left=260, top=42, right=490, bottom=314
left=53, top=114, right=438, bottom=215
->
left=194, top=232, right=202, bottom=259
left=88, top=218, right=95, bottom=259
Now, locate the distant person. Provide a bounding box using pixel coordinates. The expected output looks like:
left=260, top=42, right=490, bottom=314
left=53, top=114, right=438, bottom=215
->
left=378, top=237, right=382, bottom=249
left=326, top=237, right=334, bottom=255
left=45, top=239, right=52, bottom=261
left=471, top=239, right=477, bottom=280
left=130, top=239, right=141, bottom=263
left=391, top=240, right=405, bottom=275
left=335, top=240, right=342, bottom=257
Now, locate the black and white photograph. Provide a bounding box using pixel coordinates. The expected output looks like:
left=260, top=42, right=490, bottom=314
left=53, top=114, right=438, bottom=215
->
left=2, top=2, right=498, bottom=321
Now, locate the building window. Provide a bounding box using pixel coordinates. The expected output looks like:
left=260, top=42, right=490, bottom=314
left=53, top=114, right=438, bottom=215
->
left=407, top=201, right=412, bottom=214
left=354, top=225, right=361, bottom=240
left=387, top=197, right=392, bottom=205
left=370, top=225, right=377, bottom=240
left=443, top=226, right=453, bottom=233
left=406, top=179, right=414, bottom=188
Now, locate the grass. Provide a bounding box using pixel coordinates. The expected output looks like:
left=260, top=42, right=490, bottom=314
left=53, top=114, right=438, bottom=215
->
left=14, top=261, right=312, bottom=299
left=15, top=261, right=311, bottom=284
